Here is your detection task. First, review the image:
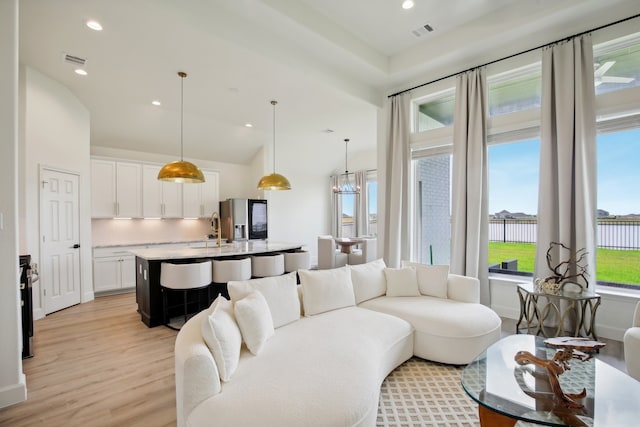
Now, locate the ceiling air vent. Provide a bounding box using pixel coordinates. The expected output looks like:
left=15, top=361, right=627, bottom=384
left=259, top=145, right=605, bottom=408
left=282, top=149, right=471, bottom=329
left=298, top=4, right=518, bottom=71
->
left=411, top=23, right=434, bottom=38
left=63, top=53, right=87, bottom=66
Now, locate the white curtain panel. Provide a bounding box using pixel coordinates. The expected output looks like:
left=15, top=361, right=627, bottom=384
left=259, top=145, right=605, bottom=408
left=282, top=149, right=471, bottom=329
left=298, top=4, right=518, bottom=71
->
left=384, top=94, right=411, bottom=267
left=355, top=170, right=368, bottom=237
left=535, top=35, right=597, bottom=288
left=330, top=175, right=341, bottom=237
left=450, top=68, right=490, bottom=305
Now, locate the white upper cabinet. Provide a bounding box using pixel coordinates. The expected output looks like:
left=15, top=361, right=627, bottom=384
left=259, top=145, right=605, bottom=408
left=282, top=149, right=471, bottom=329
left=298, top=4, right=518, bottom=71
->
left=141, top=164, right=182, bottom=218
left=91, top=159, right=142, bottom=218
left=93, top=157, right=219, bottom=219
left=183, top=170, right=220, bottom=218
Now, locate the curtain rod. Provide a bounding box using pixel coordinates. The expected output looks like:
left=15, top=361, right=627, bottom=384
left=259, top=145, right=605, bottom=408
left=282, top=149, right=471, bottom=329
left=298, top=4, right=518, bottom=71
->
left=388, top=12, right=640, bottom=98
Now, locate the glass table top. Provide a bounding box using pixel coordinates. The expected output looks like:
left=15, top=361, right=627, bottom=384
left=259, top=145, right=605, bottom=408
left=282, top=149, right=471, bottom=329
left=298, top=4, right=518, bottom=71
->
left=461, top=334, right=639, bottom=427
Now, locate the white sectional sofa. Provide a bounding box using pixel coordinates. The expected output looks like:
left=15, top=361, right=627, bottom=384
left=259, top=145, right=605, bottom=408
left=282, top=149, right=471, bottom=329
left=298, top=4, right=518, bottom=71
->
left=175, top=259, right=501, bottom=427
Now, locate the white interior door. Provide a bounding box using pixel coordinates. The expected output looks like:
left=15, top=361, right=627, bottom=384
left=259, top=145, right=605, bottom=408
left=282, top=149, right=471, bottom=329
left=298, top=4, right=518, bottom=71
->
left=41, top=168, right=81, bottom=314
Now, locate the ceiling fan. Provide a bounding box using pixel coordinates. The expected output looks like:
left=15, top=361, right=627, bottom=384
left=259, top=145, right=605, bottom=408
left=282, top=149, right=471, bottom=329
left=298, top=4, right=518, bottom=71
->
left=594, top=61, right=635, bottom=87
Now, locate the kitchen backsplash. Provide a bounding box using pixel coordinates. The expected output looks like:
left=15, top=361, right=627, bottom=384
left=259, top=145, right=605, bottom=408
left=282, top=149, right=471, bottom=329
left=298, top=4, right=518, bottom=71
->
left=92, top=218, right=212, bottom=246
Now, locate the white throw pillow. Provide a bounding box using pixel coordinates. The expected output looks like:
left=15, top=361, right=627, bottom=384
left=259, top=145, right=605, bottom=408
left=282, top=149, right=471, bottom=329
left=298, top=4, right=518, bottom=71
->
left=233, top=291, right=275, bottom=355
left=228, top=272, right=300, bottom=329
left=201, top=296, right=242, bottom=382
left=401, top=261, right=449, bottom=298
left=384, top=267, right=420, bottom=297
left=349, top=258, right=387, bottom=304
left=298, top=266, right=356, bottom=316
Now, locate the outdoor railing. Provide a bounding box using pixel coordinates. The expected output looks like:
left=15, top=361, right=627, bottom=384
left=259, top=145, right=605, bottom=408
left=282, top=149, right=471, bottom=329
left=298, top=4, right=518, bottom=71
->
left=489, top=218, right=640, bottom=250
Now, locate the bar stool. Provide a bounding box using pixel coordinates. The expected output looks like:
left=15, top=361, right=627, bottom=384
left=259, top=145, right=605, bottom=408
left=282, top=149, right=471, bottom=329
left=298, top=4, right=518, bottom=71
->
left=212, top=258, right=252, bottom=298
left=284, top=250, right=310, bottom=273
left=160, top=260, right=212, bottom=330
left=251, top=253, right=285, bottom=278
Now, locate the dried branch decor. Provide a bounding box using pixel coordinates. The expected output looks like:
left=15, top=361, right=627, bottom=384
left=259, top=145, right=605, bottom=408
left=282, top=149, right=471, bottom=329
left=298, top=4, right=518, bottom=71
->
left=542, top=242, right=590, bottom=290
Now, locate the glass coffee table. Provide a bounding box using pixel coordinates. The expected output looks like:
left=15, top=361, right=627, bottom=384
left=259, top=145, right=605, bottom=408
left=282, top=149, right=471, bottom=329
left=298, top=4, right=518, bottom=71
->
left=461, top=334, right=638, bottom=426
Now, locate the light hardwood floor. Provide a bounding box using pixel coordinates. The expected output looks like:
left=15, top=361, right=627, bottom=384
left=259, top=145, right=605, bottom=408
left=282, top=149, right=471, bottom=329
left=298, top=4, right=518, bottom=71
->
left=0, top=293, right=628, bottom=427
left=0, top=293, right=177, bottom=427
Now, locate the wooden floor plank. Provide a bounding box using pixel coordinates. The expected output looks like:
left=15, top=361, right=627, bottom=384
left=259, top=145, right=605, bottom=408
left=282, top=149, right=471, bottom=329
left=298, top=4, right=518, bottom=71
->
left=0, top=293, right=177, bottom=427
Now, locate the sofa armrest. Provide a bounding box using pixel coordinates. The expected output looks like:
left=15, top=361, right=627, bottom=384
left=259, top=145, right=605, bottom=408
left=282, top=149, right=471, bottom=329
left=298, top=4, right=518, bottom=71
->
left=175, top=310, right=221, bottom=427
left=447, top=274, right=480, bottom=303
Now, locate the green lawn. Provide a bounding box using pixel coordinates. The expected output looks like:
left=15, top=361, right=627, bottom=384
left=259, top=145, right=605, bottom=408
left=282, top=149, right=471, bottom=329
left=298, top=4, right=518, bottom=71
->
left=488, top=242, right=640, bottom=287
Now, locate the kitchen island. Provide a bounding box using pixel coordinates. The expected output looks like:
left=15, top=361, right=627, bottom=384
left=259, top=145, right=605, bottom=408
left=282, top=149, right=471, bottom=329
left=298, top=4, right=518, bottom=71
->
left=130, top=241, right=302, bottom=327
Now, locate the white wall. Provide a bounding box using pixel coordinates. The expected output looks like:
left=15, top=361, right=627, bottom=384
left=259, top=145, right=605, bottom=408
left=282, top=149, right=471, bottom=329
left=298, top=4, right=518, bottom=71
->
left=0, top=0, right=26, bottom=408
left=21, top=66, right=93, bottom=319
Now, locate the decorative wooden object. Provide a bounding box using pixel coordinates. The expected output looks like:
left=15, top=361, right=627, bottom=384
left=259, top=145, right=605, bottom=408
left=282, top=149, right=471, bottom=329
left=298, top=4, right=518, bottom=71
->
left=514, top=337, right=606, bottom=409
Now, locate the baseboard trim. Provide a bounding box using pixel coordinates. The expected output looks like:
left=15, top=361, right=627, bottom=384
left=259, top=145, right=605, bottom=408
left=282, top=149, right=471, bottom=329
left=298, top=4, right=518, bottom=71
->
left=0, top=374, right=26, bottom=409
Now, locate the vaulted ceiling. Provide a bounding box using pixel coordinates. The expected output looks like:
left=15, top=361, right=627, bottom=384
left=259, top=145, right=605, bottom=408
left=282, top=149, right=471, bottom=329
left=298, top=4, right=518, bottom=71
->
left=18, top=0, right=640, bottom=168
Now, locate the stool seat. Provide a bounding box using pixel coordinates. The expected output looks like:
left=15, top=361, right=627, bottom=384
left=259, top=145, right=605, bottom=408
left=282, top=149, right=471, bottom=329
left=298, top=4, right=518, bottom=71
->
left=284, top=251, right=310, bottom=272
left=160, top=260, right=212, bottom=330
left=212, top=258, right=252, bottom=283
left=252, top=253, right=285, bottom=277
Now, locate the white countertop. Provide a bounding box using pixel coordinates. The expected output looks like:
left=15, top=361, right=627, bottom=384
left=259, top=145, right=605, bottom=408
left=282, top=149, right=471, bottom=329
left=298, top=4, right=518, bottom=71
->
left=128, top=241, right=303, bottom=260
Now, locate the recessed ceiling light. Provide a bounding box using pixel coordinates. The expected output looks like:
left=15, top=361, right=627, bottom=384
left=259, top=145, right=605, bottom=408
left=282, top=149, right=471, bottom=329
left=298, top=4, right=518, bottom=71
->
left=245, top=123, right=253, bottom=128
left=402, top=0, right=415, bottom=10
left=74, top=69, right=88, bottom=76
left=151, top=100, right=161, bottom=106
left=86, top=20, right=103, bottom=31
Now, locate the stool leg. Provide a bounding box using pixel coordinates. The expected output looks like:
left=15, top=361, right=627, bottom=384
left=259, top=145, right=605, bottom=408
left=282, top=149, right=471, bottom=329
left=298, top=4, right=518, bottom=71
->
left=162, top=288, right=167, bottom=326
left=183, top=290, right=188, bottom=325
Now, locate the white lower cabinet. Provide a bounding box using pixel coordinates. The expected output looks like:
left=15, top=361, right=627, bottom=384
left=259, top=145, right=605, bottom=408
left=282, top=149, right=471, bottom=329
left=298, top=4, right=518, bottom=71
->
left=93, top=248, right=139, bottom=293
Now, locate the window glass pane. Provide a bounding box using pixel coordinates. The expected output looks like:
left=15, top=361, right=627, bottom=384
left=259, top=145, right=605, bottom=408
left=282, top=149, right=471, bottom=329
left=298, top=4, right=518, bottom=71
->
left=596, top=128, right=640, bottom=287
left=415, top=154, right=451, bottom=264
left=594, top=33, right=640, bottom=96
left=339, top=193, right=356, bottom=238
left=488, top=139, right=540, bottom=274
left=416, top=92, right=455, bottom=132
left=367, top=181, right=378, bottom=236
left=488, top=65, right=541, bottom=117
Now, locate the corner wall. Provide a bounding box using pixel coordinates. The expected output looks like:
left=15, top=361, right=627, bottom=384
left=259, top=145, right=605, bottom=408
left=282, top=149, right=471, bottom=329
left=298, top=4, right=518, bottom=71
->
left=21, top=66, right=93, bottom=319
left=0, top=0, right=26, bottom=408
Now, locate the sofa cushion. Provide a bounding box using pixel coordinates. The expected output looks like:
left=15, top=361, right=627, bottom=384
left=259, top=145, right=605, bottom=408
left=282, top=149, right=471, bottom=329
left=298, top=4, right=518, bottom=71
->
left=384, top=267, right=420, bottom=297
left=234, top=291, right=274, bottom=355
left=349, top=258, right=387, bottom=304
left=201, top=296, right=242, bottom=382
left=360, top=295, right=502, bottom=364
left=401, top=261, right=449, bottom=298
left=298, top=266, right=356, bottom=316
left=228, top=272, right=300, bottom=329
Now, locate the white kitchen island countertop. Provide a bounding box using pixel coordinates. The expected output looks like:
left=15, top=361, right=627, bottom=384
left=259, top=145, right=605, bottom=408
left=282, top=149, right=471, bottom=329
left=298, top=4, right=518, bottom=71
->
left=129, top=240, right=303, bottom=261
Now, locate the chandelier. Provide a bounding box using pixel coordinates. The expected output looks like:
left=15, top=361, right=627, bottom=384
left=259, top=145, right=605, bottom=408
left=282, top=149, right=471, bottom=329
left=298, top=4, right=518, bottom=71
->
left=332, top=138, right=360, bottom=194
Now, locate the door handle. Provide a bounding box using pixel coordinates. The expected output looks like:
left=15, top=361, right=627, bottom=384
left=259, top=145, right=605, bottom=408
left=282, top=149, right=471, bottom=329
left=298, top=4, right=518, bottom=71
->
left=71, top=244, right=80, bottom=249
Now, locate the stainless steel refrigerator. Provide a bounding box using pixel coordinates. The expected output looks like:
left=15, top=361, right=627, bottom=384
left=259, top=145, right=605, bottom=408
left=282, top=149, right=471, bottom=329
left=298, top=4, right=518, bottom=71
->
left=219, top=198, right=268, bottom=242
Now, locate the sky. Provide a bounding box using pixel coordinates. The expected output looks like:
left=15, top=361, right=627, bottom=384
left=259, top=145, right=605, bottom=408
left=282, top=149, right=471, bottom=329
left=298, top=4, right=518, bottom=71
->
left=489, top=128, right=640, bottom=216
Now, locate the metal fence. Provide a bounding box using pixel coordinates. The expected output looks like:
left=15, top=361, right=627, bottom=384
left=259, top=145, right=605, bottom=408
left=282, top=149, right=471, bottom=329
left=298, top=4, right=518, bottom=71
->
left=489, top=218, right=640, bottom=250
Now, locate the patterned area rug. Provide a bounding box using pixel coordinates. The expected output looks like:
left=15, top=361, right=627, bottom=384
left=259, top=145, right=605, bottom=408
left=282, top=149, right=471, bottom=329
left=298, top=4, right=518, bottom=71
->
left=377, top=357, right=479, bottom=427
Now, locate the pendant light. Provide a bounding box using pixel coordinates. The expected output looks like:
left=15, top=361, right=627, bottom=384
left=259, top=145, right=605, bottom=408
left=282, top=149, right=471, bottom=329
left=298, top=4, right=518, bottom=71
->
left=257, top=100, right=291, bottom=190
left=157, top=71, right=205, bottom=183
left=332, top=138, right=360, bottom=194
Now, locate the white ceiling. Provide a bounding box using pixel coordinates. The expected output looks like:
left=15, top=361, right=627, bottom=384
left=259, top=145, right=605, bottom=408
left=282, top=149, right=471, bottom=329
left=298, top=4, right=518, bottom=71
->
left=18, top=0, right=640, bottom=168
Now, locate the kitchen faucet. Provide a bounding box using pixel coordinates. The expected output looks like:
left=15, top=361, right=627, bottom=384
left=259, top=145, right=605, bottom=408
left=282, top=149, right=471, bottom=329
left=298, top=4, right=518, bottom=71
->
left=210, top=211, right=222, bottom=248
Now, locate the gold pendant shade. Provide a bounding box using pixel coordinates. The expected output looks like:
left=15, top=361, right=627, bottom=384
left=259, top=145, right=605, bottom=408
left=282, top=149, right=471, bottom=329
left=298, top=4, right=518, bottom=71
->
left=157, top=160, right=205, bottom=183
left=257, top=100, right=291, bottom=191
left=157, top=71, right=205, bottom=183
left=257, top=172, right=291, bottom=191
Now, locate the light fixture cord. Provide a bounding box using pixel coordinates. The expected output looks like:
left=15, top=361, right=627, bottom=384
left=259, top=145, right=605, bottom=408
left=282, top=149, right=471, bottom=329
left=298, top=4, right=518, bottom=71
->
left=180, top=73, right=184, bottom=161
left=344, top=138, right=349, bottom=174
left=272, top=100, right=277, bottom=174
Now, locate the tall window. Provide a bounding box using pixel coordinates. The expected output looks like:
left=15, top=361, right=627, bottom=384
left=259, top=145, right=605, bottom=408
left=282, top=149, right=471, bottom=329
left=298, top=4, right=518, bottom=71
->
left=487, top=139, right=540, bottom=274
left=413, top=153, right=452, bottom=265
left=335, top=173, right=378, bottom=238
left=595, top=127, right=640, bottom=287
left=338, top=193, right=356, bottom=238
